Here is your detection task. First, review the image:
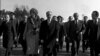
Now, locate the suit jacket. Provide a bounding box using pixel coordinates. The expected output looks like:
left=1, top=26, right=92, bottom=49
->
left=11, top=19, right=17, bottom=38
left=64, top=21, right=71, bottom=42
left=0, top=19, right=3, bottom=36
left=2, top=20, right=16, bottom=48
left=81, top=21, right=88, bottom=40
left=18, top=21, right=26, bottom=35
left=97, top=19, right=100, bottom=40
left=86, top=20, right=98, bottom=41
left=64, top=21, right=71, bottom=37
left=39, top=20, right=59, bottom=46
left=18, top=20, right=26, bottom=43
left=39, top=20, right=49, bottom=42
left=69, top=20, right=83, bottom=40
left=59, top=23, right=64, bottom=40
left=14, top=18, right=19, bottom=36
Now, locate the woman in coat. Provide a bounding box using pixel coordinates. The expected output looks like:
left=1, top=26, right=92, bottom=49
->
left=23, top=8, right=40, bottom=56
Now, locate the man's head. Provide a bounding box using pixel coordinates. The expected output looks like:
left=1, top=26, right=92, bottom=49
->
left=68, top=16, right=73, bottom=21
left=57, top=15, right=63, bottom=23
left=92, top=11, right=99, bottom=20
left=73, top=13, right=79, bottom=20
left=24, top=15, right=28, bottom=22
left=40, top=18, right=44, bottom=22
left=10, top=12, right=15, bottom=19
left=6, top=14, right=10, bottom=22
left=46, top=11, right=52, bottom=20
left=52, top=16, right=57, bottom=21
left=83, top=16, right=88, bottom=22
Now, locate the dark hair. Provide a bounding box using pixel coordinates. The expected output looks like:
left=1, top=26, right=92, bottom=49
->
left=92, top=11, right=99, bottom=17
left=30, top=8, right=38, bottom=15
left=73, top=13, right=78, bottom=17
left=57, top=15, right=62, bottom=19
left=84, top=16, right=88, bottom=19
left=46, top=11, right=52, bottom=16
left=57, top=15, right=63, bottom=21
left=69, top=16, right=72, bottom=19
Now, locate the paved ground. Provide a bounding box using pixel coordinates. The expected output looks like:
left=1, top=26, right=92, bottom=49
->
left=0, top=41, right=93, bottom=56
left=57, top=42, right=91, bottom=56
left=0, top=36, right=100, bottom=56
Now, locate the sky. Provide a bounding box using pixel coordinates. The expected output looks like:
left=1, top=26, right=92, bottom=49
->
left=1, top=0, right=100, bottom=22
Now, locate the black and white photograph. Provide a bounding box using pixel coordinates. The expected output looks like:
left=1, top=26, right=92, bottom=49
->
left=1, top=0, right=100, bottom=56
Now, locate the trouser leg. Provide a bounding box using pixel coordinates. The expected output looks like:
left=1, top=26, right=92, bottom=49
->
left=52, top=45, right=57, bottom=56
left=90, top=47, right=95, bottom=56
left=95, top=50, right=99, bottom=56
left=22, top=40, right=27, bottom=55
left=5, top=47, right=12, bottom=56
left=43, top=47, right=46, bottom=56
left=66, top=41, right=69, bottom=52
left=55, top=42, right=59, bottom=52
left=94, top=41, right=99, bottom=56
left=43, top=44, right=49, bottom=56
left=76, top=39, right=80, bottom=54
left=59, top=39, right=63, bottom=49
left=71, top=40, right=76, bottom=56
left=90, top=42, right=95, bottom=56
left=5, top=49, right=9, bottom=56
left=82, top=40, right=85, bottom=53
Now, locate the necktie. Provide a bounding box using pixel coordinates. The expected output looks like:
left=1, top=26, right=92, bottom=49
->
left=94, top=20, right=97, bottom=25
left=75, top=21, right=77, bottom=27
left=75, top=21, right=78, bottom=33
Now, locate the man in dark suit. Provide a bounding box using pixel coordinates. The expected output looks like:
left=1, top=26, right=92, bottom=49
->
left=57, top=16, right=64, bottom=50
left=39, top=11, right=59, bottom=56
left=69, top=13, right=82, bottom=56
left=18, top=15, right=27, bottom=55
left=64, top=16, right=73, bottom=53
left=85, top=11, right=99, bottom=56
left=0, top=14, right=3, bottom=36
left=40, top=18, right=45, bottom=23
left=81, top=16, right=89, bottom=53
left=2, top=13, right=17, bottom=56
left=10, top=13, right=18, bottom=47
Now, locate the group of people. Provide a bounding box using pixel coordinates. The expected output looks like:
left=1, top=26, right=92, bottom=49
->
left=64, top=11, right=100, bottom=56
left=0, top=8, right=100, bottom=56
left=0, top=8, right=41, bottom=56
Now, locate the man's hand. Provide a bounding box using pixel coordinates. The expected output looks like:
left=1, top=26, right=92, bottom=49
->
left=76, top=31, right=79, bottom=33
left=65, top=34, right=67, bottom=37
left=36, top=28, right=39, bottom=32
left=56, top=38, right=59, bottom=42
left=41, top=40, right=44, bottom=43
left=23, top=36, right=25, bottom=40
left=14, top=36, right=18, bottom=41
